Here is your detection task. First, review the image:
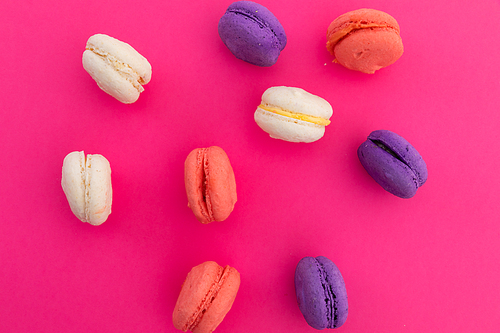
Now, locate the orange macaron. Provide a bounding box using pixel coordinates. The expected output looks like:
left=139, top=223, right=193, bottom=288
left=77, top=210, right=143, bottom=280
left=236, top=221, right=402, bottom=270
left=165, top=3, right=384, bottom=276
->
left=326, top=8, right=404, bottom=74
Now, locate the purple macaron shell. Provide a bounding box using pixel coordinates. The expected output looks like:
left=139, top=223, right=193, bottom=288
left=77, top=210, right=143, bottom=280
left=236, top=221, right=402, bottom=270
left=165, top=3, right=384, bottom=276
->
left=218, top=1, right=287, bottom=66
left=295, top=256, right=348, bottom=330
left=357, top=129, right=428, bottom=198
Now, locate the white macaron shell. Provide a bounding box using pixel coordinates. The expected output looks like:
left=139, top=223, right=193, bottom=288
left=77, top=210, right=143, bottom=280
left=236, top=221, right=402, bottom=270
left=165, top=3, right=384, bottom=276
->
left=85, top=154, right=112, bottom=226
left=61, top=151, right=86, bottom=222
left=261, top=86, right=333, bottom=119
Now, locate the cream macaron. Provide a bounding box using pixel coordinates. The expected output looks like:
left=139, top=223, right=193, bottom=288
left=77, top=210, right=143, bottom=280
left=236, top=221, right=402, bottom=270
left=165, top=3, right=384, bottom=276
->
left=61, top=151, right=112, bottom=225
left=254, top=86, right=333, bottom=143
left=82, top=34, right=152, bottom=104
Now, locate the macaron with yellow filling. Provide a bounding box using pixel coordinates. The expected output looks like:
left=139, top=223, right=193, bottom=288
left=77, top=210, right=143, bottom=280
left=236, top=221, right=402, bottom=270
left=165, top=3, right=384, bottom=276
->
left=254, top=86, right=333, bottom=143
left=326, top=8, right=404, bottom=74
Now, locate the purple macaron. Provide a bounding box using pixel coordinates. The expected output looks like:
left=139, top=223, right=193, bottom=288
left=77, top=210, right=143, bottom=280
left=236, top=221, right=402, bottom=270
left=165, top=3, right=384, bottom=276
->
left=295, top=256, right=348, bottom=330
left=357, top=129, right=428, bottom=198
left=218, top=1, right=287, bottom=66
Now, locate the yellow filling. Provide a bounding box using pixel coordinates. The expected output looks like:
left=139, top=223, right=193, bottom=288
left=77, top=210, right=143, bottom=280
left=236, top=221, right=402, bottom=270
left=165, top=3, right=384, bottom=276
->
left=258, top=105, right=331, bottom=126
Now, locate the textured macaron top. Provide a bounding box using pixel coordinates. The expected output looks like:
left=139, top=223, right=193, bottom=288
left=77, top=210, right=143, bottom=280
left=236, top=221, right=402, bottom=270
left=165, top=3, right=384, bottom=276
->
left=260, top=86, right=333, bottom=121
left=218, top=1, right=287, bottom=66
left=226, top=1, right=287, bottom=51
left=295, top=256, right=348, bottom=329
left=173, top=261, right=240, bottom=333
left=326, top=9, right=400, bottom=54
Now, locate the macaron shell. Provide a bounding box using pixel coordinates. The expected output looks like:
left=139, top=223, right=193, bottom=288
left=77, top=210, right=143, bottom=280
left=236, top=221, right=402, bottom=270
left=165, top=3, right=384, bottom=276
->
left=261, top=86, right=333, bottom=119
left=172, top=262, right=240, bottom=333
left=315, top=256, right=348, bottom=328
left=193, top=266, right=240, bottom=333
left=61, top=151, right=86, bottom=221
left=334, top=28, right=404, bottom=74
left=295, top=257, right=330, bottom=329
left=254, top=107, right=326, bottom=143
left=218, top=1, right=286, bottom=66
left=327, top=8, right=400, bottom=41
left=85, top=154, right=112, bottom=225
left=226, top=1, right=287, bottom=49
left=173, top=262, right=222, bottom=331
left=205, top=147, right=237, bottom=222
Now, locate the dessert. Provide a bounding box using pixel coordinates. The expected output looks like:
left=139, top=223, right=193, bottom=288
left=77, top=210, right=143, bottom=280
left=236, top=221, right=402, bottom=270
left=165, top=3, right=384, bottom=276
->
left=254, top=86, right=333, bottom=143
left=218, top=1, right=287, bottom=66
left=184, top=146, right=237, bottom=224
left=82, top=33, right=152, bottom=103
left=61, top=151, right=112, bottom=225
left=295, top=256, right=348, bottom=330
left=326, top=9, right=404, bottom=74
left=173, top=261, right=241, bottom=333
left=357, top=129, right=428, bottom=198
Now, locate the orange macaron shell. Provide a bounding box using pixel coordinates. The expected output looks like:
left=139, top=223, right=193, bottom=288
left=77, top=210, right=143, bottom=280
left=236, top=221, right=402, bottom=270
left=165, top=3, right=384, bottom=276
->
left=173, top=261, right=241, bottom=333
left=184, top=146, right=237, bottom=224
left=326, top=8, right=403, bottom=73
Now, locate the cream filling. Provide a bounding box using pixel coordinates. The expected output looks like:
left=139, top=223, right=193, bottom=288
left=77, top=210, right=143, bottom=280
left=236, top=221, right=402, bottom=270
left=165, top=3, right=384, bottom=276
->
left=258, top=104, right=331, bottom=126
left=86, top=46, right=145, bottom=92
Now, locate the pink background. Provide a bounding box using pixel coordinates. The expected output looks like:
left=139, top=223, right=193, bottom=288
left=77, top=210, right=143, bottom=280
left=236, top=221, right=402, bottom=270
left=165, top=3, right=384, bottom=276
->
left=1, top=0, right=499, bottom=332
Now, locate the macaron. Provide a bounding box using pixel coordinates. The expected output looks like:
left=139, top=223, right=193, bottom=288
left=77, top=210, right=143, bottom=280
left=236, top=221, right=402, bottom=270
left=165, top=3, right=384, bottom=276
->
left=61, top=151, right=112, bottom=225
left=254, top=86, right=333, bottom=143
left=218, top=1, right=287, bottom=66
left=326, top=8, right=404, bottom=74
left=83, top=34, right=152, bottom=103
left=184, top=146, right=237, bottom=224
left=357, top=129, right=428, bottom=198
left=173, top=261, right=241, bottom=333
left=295, top=256, right=348, bottom=330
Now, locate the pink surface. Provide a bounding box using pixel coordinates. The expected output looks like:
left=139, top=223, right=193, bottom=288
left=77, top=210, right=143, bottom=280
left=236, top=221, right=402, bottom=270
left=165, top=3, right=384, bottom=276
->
left=1, top=0, right=499, bottom=332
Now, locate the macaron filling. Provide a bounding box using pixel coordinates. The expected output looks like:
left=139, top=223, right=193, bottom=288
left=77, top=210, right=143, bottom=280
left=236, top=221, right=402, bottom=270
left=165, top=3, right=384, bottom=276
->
left=185, top=265, right=230, bottom=331
left=258, top=104, right=331, bottom=126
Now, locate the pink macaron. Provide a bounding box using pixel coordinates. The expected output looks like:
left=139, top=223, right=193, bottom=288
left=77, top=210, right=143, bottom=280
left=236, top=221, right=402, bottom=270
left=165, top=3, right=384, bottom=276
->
left=326, top=8, right=404, bottom=74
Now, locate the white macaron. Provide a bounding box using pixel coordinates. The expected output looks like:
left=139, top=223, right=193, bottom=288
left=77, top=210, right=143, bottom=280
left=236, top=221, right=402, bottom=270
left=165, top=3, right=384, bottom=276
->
left=254, top=86, right=333, bottom=143
left=82, top=34, right=152, bottom=104
left=61, top=151, right=112, bottom=225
